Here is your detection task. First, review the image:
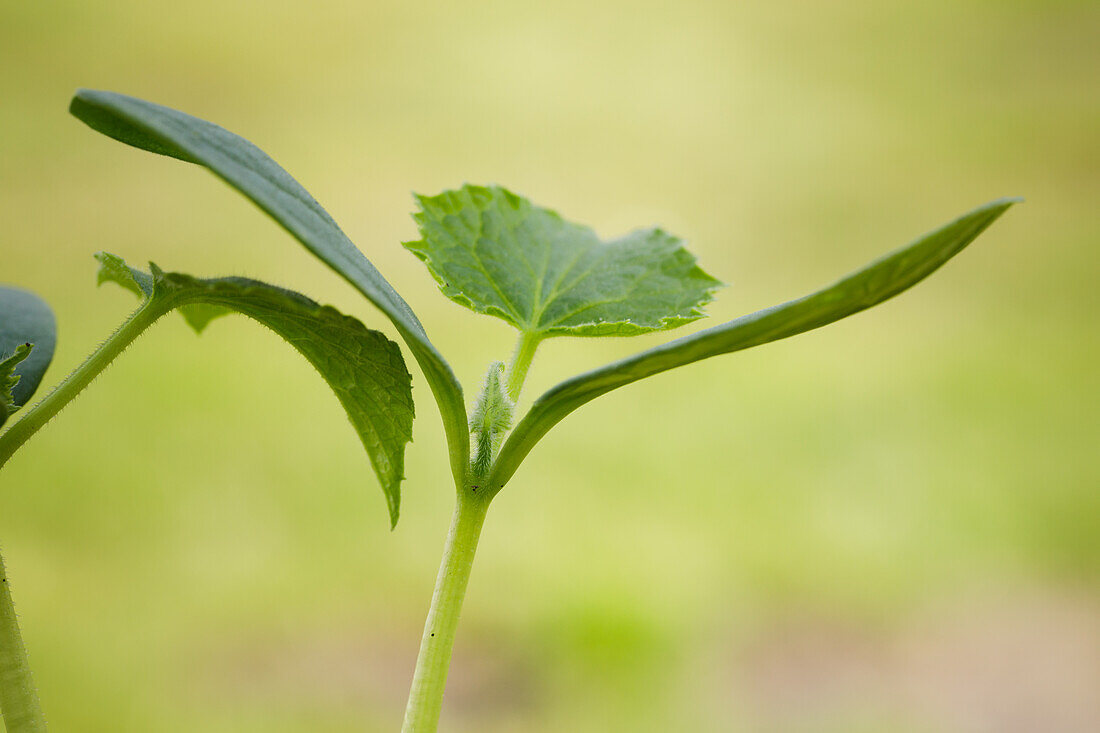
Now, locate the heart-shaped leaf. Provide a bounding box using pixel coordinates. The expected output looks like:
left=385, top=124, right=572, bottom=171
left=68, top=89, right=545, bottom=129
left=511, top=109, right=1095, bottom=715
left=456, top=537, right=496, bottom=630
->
left=406, top=185, right=723, bottom=338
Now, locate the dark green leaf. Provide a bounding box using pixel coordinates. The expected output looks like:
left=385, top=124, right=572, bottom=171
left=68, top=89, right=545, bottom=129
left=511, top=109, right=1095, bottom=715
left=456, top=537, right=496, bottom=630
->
left=0, top=286, right=57, bottom=415
left=71, top=90, right=469, bottom=485
left=489, top=198, right=1020, bottom=490
left=407, top=185, right=722, bottom=337
left=98, top=253, right=414, bottom=526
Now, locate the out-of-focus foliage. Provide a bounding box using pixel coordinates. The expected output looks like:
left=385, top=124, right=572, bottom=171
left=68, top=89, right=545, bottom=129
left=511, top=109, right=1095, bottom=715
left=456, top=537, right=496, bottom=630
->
left=0, top=1, right=1096, bottom=731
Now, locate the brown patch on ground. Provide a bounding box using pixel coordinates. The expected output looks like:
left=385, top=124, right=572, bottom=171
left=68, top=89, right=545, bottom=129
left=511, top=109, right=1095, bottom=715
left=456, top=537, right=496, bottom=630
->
left=187, top=624, right=539, bottom=722
left=731, top=586, right=1100, bottom=732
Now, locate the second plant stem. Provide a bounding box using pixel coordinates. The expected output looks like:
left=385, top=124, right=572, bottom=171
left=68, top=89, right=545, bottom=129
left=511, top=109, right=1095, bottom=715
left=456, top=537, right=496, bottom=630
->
left=401, top=492, right=490, bottom=733
left=0, top=547, right=47, bottom=733
left=0, top=300, right=167, bottom=732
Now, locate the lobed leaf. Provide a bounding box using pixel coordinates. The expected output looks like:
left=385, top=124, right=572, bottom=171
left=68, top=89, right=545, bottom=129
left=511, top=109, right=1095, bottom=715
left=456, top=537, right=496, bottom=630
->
left=0, top=286, right=57, bottom=426
left=97, top=253, right=414, bottom=526
left=70, top=90, right=469, bottom=486
left=488, top=198, right=1020, bottom=490
left=407, top=185, right=723, bottom=338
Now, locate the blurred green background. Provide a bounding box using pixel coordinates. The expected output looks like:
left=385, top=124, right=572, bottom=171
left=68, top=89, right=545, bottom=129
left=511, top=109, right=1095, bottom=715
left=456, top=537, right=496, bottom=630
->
left=2, top=1, right=1098, bottom=731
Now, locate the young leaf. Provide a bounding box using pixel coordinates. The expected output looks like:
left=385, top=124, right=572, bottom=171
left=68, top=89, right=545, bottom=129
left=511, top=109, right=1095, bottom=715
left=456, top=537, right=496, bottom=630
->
left=468, top=362, right=514, bottom=478
left=96, top=250, right=153, bottom=297
left=0, top=285, right=57, bottom=422
left=1, top=344, right=32, bottom=428
left=97, top=253, right=414, bottom=526
left=69, top=90, right=470, bottom=486
left=407, top=185, right=723, bottom=338
left=488, top=198, right=1020, bottom=490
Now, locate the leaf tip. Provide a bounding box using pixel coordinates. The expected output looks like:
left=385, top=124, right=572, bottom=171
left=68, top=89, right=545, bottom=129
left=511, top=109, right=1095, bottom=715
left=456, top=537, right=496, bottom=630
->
left=68, top=87, right=97, bottom=116
left=980, top=196, right=1024, bottom=217
left=387, top=495, right=400, bottom=530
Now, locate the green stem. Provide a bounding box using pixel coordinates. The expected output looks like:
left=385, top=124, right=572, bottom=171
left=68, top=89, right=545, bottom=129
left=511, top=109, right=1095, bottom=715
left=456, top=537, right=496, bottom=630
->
left=0, top=302, right=165, bottom=471
left=505, top=332, right=541, bottom=403
left=401, top=493, right=490, bottom=733
left=0, top=302, right=165, bottom=730
left=0, top=547, right=46, bottom=732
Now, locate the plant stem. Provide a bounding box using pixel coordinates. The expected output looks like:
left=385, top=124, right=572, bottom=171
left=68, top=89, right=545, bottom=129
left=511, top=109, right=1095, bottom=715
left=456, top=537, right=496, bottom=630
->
left=505, top=332, right=541, bottom=403
left=0, top=303, right=165, bottom=730
left=0, top=547, right=47, bottom=732
left=0, top=302, right=165, bottom=471
left=401, top=493, right=490, bottom=733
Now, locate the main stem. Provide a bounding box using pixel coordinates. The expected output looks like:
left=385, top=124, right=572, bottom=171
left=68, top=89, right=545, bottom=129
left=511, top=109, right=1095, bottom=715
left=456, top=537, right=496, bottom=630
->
left=401, top=493, right=490, bottom=733
left=0, top=302, right=164, bottom=471
left=0, top=547, right=46, bottom=732
left=404, top=330, right=538, bottom=731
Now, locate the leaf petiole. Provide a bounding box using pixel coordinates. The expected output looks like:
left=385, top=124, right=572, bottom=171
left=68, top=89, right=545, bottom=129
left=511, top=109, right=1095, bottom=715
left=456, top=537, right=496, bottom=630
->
left=505, top=331, right=542, bottom=403
left=0, top=302, right=165, bottom=471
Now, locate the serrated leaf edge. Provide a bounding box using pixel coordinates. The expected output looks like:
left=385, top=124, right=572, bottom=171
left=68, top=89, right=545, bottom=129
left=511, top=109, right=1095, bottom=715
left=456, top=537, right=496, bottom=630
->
left=404, top=184, right=723, bottom=338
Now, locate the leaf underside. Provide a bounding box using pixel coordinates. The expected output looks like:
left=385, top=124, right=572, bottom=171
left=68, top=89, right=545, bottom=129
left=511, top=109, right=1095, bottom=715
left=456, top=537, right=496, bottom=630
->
left=70, top=89, right=469, bottom=487
left=488, top=197, right=1020, bottom=490
left=97, top=252, right=415, bottom=526
left=0, top=285, right=57, bottom=427
left=407, top=184, right=723, bottom=338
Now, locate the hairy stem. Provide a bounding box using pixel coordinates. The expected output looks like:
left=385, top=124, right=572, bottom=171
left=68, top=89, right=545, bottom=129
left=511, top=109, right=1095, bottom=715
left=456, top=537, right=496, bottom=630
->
left=0, top=302, right=165, bottom=470
left=402, top=493, right=490, bottom=733
left=505, top=331, right=541, bottom=403
left=0, top=546, right=47, bottom=732
left=0, top=302, right=166, bottom=730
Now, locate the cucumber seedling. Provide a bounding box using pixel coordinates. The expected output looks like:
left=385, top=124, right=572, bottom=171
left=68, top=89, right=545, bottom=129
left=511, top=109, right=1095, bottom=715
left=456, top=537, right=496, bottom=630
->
left=0, top=89, right=1018, bottom=732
